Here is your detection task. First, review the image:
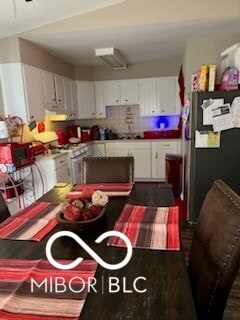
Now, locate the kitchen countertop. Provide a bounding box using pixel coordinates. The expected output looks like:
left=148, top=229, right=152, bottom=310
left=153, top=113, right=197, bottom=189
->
left=86, top=138, right=181, bottom=144
left=36, top=151, right=68, bottom=160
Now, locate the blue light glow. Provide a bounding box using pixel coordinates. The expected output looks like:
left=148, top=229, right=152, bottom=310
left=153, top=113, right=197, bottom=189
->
left=148, top=115, right=180, bottom=130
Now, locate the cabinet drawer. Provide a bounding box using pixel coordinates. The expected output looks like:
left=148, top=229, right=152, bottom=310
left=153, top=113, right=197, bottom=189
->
left=106, top=142, right=150, bottom=150
left=54, top=155, right=68, bottom=169
left=152, top=141, right=178, bottom=150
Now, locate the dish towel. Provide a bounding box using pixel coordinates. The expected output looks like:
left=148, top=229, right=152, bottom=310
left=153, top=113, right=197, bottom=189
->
left=108, top=204, right=180, bottom=251
left=67, top=183, right=133, bottom=199
left=0, top=259, right=97, bottom=320
left=0, top=202, right=61, bottom=241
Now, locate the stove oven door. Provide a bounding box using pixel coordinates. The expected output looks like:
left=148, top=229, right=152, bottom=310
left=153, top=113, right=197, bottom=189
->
left=70, top=152, right=90, bottom=184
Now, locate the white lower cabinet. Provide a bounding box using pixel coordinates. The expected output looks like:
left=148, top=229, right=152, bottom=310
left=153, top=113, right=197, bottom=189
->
left=151, top=141, right=179, bottom=180
left=106, top=142, right=151, bottom=180
left=35, top=153, right=70, bottom=197
left=92, top=143, right=106, bottom=157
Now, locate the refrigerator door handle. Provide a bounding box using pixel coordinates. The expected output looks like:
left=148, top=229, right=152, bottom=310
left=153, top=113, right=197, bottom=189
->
left=155, top=152, right=158, bottom=159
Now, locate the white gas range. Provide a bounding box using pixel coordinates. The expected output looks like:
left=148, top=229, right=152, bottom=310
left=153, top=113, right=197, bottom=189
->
left=59, top=143, right=91, bottom=184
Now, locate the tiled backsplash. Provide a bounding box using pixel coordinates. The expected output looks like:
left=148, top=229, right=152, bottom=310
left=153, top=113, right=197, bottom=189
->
left=77, top=105, right=180, bottom=136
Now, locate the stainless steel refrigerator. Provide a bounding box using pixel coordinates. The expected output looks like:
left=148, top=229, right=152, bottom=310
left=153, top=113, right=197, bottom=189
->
left=185, top=90, right=240, bottom=223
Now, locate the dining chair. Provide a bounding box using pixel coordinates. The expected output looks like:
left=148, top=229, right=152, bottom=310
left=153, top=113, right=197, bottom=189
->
left=188, top=179, right=240, bottom=319
left=0, top=191, right=10, bottom=223
left=81, top=157, right=134, bottom=184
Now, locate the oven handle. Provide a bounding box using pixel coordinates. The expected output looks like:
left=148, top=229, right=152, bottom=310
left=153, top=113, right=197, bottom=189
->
left=71, top=152, right=91, bottom=162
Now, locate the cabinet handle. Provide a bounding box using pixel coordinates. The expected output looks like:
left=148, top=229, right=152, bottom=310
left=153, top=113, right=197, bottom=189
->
left=163, top=144, right=170, bottom=147
left=126, top=99, right=128, bottom=102
left=162, top=110, right=165, bottom=112
left=152, top=110, right=155, bottom=113
left=58, top=99, right=62, bottom=102
left=155, top=152, right=158, bottom=159
left=116, top=100, right=119, bottom=102
left=59, top=160, right=65, bottom=164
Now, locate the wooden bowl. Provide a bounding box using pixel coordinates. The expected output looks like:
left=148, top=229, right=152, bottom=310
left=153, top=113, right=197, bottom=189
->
left=56, top=206, right=106, bottom=233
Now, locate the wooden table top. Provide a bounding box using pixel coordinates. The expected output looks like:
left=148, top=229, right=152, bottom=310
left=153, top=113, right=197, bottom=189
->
left=0, top=183, right=197, bottom=320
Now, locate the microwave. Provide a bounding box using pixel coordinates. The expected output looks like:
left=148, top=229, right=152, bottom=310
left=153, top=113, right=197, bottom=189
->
left=0, top=143, right=35, bottom=169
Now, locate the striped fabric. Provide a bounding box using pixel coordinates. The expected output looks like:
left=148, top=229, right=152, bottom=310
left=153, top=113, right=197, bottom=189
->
left=108, top=204, right=180, bottom=250
left=0, top=202, right=61, bottom=241
left=67, top=183, right=133, bottom=199
left=0, top=259, right=97, bottom=320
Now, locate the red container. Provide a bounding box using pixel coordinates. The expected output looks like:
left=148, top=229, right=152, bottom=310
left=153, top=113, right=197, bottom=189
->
left=81, top=130, right=91, bottom=142
left=165, top=154, right=182, bottom=197
left=165, top=130, right=180, bottom=139
left=144, top=131, right=165, bottom=139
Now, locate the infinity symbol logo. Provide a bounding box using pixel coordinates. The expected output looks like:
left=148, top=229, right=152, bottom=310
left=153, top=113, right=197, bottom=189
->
left=46, top=231, right=133, bottom=270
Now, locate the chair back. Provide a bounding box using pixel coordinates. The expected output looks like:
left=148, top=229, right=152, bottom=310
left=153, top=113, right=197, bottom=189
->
left=188, top=179, right=240, bottom=319
left=81, top=157, right=134, bottom=184
left=0, top=192, right=10, bottom=223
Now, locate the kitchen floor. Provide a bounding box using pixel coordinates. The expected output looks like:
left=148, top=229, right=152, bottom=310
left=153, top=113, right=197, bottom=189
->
left=181, top=222, right=240, bottom=320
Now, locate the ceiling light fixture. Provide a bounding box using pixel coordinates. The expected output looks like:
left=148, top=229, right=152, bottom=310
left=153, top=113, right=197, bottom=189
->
left=95, top=48, right=127, bottom=70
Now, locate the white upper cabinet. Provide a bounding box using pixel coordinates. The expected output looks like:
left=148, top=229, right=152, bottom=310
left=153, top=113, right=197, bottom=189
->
left=54, top=75, right=65, bottom=107
left=94, top=82, right=106, bottom=118
left=138, top=77, right=181, bottom=116
left=103, top=81, right=121, bottom=106
left=102, top=80, right=138, bottom=107
left=76, top=81, right=95, bottom=119
left=42, top=71, right=56, bottom=106
left=71, top=80, right=78, bottom=119
left=42, top=71, right=65, bottom=112
left=22, top=64, right=45, bottom=122
left=156, top=77, right=181, bottom=115
left=138, top=78, right=157, bottom=116
left=0, top=63, right=45, bottom=123
left=120, top=79, right=138, bottom=105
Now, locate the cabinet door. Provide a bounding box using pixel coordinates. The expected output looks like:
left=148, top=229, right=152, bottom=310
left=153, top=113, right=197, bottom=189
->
left=71, top=80, right=78, bottom=119
left=138, top=78, right=157, bottom=116
left=106, top=148, right=129, bottom=157
left=54, top=75, right=65, bottom=107
left=103, top=81, right=121, bottom=106
left=42, top=71, right=56, bottom=106
left=151, top=142, right=178, bottom=180
left=55, top=165, right=70, bottom=184
left=92, top=144, right=106, bottom=157
left=76, top=81, right=95, bottom=119
left=130, top=148, right=151, bottom=179
left=63, top=77, right=72, bottom=116
left=120, top=79, right=138, bottom=105
left=157, top=77, right=181, bottom=115
left=94, top=82, right=106, bottom=118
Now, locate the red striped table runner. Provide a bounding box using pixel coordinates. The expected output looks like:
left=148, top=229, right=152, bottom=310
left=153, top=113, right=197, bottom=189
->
left=0, top=202, right=61, bottom=241
left=67, top=183, right=133, bottom=199
left=108, top=204, right=180, bottom=250
left=0, top=259, right=97, bottom=320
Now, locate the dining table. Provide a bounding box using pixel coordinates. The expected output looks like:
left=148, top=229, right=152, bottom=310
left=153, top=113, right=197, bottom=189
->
left=0, top=183, right=197, bottom=320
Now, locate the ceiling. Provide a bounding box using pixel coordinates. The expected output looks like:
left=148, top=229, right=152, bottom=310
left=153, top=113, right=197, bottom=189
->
left=0, top=0, right=125, bottom=39
left=0, top=0, right=239, bottom=67
left=21, top=19, right=240, bottom=67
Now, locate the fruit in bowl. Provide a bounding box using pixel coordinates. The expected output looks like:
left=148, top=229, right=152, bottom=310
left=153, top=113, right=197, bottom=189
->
left=57, top=191, right=108, bottom=232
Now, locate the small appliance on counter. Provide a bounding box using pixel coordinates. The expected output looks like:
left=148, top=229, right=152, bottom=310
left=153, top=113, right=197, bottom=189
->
left=81, top=129, right=91, bottom=142
left=67, top=125, right=78, bottom=138
left=91, top=125, right=100, bottom=140
left=0, top=142, right=35, bottom=170
left=56, top=130, right=69, bottom=145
